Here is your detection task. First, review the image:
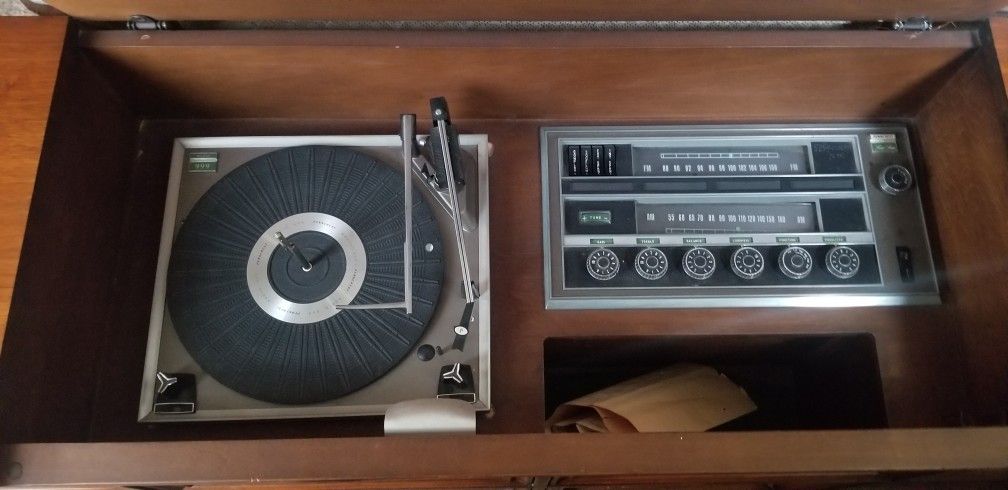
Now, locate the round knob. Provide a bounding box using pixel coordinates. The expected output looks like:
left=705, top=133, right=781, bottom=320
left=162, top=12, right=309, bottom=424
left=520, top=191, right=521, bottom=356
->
left=879, top=165, right=913, bottom=195
left=682, top=247, right=716, bottom=280
left=731, top=247, right=765, bottom=280
left=634, top=247, right=669, bottom=280
left=586, top=248, right=620, bottom=281
left=826, top=245, right=860, bottom=279
left=778, top=246, right=813, bottom=280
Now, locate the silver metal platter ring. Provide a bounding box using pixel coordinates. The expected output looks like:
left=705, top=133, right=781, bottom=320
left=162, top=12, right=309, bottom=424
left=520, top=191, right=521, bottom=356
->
left=247, top=212, right=367, bottom=324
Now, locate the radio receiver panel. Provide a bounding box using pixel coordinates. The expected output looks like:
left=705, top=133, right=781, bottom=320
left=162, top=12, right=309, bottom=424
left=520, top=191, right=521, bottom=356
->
left=541, top=125, right=939, bottom=309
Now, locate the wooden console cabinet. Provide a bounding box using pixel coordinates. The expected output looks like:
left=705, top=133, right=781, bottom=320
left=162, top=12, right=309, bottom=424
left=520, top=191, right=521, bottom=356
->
left=2, top=2, right=1008, bottom=487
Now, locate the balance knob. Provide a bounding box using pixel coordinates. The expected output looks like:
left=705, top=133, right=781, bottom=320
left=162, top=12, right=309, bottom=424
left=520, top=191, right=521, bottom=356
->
left=682, top=247, right=716, bottom=280
left=879, top=165, right=913, bottom=195
left=730, top=247, right=765, bottom=280
left=778, top=246, right=813, bottom=280
left=634, top=247, right=669, bottom=280
left=586, top=247, right=620, bottom=281
left=826, top=245, right=861, bottom=279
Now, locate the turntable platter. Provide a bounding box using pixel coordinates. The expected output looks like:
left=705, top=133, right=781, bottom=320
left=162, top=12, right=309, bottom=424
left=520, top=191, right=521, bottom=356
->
left=165, top=145, right=443, bottom=405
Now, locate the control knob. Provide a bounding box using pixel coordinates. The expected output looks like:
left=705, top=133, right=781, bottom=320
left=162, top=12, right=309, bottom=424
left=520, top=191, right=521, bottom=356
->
left=730, top=247, right=765, bottom=280
left=825, top=245, right=860, bottom=279
left=879, top=165, right=913, bottom=195
left=586, top=248, right=620, bottom=281
left=778, top=246, right=813, bottom=280
left=682, top=247, right=716, bottom=280
left=634, top=247, right=669, bottom=280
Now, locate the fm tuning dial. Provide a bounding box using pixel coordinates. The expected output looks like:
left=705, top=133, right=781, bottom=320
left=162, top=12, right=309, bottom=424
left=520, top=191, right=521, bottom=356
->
left=826, top=245, right=860, bottom=279
left=586, top=248, right=620, bottom=281
left=731, top=247, right=765, bottom=280
left=778, top=246, right=813, bottom=280
left=682, top=247, right=716, bottom=280
left=634, top=248, right=668, bottom=280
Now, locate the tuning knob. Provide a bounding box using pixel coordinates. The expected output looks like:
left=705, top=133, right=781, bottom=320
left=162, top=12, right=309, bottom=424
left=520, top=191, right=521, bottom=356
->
left=586, top=247, right=620, bottom=281
left=634, top=248, right=669, bottom=280
left=879, top=165, right=913, bottom=195
left=682, top=247, right=716, bottom=280
left=825, top=245, right=860, bottom=279
left=731, top=247, right=765, bottom=280
left=778, top=246, right=813, bottom=280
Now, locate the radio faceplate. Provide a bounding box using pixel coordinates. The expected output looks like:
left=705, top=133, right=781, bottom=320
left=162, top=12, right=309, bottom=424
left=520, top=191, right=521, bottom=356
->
left=541, top=125, right=939, bottom=309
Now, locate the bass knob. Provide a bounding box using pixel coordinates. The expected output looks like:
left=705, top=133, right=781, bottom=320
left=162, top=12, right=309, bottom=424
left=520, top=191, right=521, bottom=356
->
left=586, top=247, right=620, bottom=281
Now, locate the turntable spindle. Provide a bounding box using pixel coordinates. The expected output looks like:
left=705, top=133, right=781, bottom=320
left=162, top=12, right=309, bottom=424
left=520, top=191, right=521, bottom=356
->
left=273, top=231, right=313, bottom=272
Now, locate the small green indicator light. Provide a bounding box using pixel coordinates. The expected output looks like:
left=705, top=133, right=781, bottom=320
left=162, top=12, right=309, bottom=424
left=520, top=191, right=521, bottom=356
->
left=729, top=237, right=754, bottom=244
left=776, top=236, right=800, bottom=244
left=683, top=237, right=707, bottom=245
left=636, top=237, right=660, bottom=245
left=823, top=236, right=847, bottom=243
left=589, top=238, right=614, bottom=245
left=579, top=210, right=612, bottom=225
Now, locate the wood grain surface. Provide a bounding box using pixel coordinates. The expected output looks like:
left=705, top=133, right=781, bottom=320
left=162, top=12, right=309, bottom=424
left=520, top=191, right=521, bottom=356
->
left=4, top=22, right=1008, bottom=487
left=79, top=29, right=974, bottom=121
left=0, top=17, right=66, bottom=350
left=5, top=428, right=1008, bottom=486
left=42, top=0, right=1006, bottom=22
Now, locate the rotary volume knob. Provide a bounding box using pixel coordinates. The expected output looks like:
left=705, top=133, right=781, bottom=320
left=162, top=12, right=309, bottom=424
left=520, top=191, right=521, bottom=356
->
left=635, top=248, right=668, bottom=280
left=778, top=246, right=813, bottom=280
left=682, top=247, right=716, bottom=280
left=826, top=245, right=860, bottom=279
left=586, top=248, right=620, bottom=281
left=731, top=247, right=765, bottom=280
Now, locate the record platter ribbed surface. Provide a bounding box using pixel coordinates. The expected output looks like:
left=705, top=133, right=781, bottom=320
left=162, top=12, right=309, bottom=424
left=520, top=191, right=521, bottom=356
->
left=166, top=145, right=443, bottom=404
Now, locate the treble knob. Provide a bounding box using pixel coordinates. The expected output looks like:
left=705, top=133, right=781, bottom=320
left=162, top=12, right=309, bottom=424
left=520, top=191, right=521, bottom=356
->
left=634, top=248, right=669, bottom=280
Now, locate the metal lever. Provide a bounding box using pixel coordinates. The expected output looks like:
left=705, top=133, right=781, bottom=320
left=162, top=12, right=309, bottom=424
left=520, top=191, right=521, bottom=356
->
left=430, top=97, right=478, bottom=304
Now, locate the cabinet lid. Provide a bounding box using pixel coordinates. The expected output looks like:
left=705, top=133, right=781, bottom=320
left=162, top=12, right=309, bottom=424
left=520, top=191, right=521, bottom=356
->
left=42, top=0, right=1006, bottom=23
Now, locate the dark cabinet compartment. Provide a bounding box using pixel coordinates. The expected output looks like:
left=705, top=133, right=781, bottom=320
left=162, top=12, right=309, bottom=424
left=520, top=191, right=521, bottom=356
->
left=545, top=334, right=887, bottom=431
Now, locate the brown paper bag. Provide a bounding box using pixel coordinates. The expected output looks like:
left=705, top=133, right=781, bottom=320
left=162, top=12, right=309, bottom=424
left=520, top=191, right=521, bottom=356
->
left=546, top=364, right=756, bottom=433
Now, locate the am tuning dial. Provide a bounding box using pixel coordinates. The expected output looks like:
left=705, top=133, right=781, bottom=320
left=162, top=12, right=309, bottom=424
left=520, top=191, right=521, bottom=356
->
left=731, top=247, right=765, bottom=280
left=634, top=247, right=668, bottom=280
left=826, top=245, right=861, bottom=279
left=586, top=247, right=620, bottom=281
left=778, top=246, right=813, bottom=280
left=682, top=247, right=716, bottom=280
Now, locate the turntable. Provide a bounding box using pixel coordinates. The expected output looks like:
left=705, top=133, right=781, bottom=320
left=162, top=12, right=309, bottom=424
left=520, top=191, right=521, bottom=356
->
left=138, top=99, right=491, bottom=422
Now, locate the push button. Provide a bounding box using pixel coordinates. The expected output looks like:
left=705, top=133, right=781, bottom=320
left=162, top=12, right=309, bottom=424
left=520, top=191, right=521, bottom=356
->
left=565, top=145, right=580, bottom=176
left=604, top=145, right=616, bottom=176
left=580, top=146, right=592, bottom=176
left=591, top=146, right=604, bottom=176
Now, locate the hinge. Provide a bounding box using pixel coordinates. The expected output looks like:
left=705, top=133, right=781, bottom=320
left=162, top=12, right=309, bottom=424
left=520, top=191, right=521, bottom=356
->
left=127, top=15, right=170, bottom=31
left=892, top=17, right=933, bottom=32
left=529, top=476, right=556, bottom=490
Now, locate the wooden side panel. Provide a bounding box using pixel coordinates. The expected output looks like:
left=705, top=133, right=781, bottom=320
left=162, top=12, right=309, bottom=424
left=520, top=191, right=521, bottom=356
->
left=0, top=24, right=140, bottom=442
left=916, top=37, right=1008, bottom=425
left=43, top=0, right=1005, bottom=22
left=0, top=17, right=67, bottom=350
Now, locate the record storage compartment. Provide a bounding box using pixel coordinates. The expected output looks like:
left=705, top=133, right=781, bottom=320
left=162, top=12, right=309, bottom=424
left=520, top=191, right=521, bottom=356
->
left=2, top=17, right=1008, bottom=485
